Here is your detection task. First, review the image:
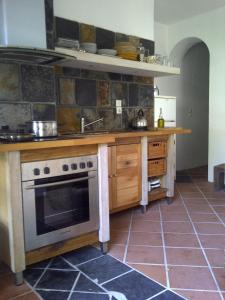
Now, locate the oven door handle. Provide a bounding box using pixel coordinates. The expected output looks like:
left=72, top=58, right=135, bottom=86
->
left=25, top=176, right=95, bottom=190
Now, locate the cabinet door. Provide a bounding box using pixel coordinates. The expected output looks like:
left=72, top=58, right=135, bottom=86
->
left=114, top=143, right=141, bottom=209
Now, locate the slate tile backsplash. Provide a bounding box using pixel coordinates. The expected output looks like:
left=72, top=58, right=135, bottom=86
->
left=0, top=61, right=154, bottom=131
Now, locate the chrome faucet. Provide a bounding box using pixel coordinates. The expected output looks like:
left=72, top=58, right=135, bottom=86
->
left=80, top=117, right=104, bottom=133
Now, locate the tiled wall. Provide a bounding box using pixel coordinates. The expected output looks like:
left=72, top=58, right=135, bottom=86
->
left=0, top=61, right=154, bottom=132
left=0, top=1, right=155, bottom=133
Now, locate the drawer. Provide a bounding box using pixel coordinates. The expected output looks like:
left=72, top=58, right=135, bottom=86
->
left=148, top=158, right=166, bottom=177
left=148, top=141, right=167, bottom=159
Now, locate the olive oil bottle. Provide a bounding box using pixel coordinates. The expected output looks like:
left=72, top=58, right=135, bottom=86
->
left=157, top=108, right=165, bottom=128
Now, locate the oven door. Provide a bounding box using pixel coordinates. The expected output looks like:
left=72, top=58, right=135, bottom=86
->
left=22, top=170, right=98, bottom=251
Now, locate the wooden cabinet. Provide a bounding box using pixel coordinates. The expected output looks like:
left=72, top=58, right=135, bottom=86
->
left=108, top=142, right=141, bottom=212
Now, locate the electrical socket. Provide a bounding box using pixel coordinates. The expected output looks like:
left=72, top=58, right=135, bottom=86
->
left=116, top=107, right=122, bottom=114
left=116, top=99, right=122, bottom=107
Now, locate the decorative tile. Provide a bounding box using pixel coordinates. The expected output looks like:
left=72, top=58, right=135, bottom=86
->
left=103, top=270, right=164, bottom=300
left=70, top=293, right=110, bottom=300
left=122, top=108, right=135, bottom=129
left=62, top=67, right=80, bottom=77
left=59, top=77, right=76, bottom=105
left=108, top=73, right=121, bottom=81
left=49, top=257, right=75, bottom=270
left=81, top=108, right=97, bottom=131
left=80, top=23, right=96, bottom=43
left=21, top=64, right=55, bottom=102
left=38, top=290, right=69, bottom=300
left=76, top=79, right=97, bottom=106
left=140, top=38, right=155, bottom=55
left=0, top=103, right=31, bottom=130
left=78, top=255, right=131, bottom=284
left=57, top=106, right=80, bottom=133
left=36, top=269, right=79, bottom=290
left=111, top=82, right=128, bottom=106
left=55, top=17, right=79, bottom=40
left=153, top=290, right=184, bottom=300
left=129, top=84, right=139, bottom=106
left=62, top=246, right=102, bottom=266
left=32, top=103, right=56, bottom=121
left=139, top=85, right=154, bottom=107
left=73, top=274, right=105, bottom=293
left=97, top=81, right=110, bottom=107
left=115, top=32, right=129, bottom=42
left=122, top=74, right=134, bottom=82
left=134, top=76, right=154, bottom=84
left=24, top=269, right=45, bottom=286
left=97, top=108, right=122, bottom=130
left=0, top=63, right=20, bottom=101
left=96, top=27, right=115, bottom=50
left=44, top=0, right=53, bottom=32
left=81, top=70, right=108, bottom=81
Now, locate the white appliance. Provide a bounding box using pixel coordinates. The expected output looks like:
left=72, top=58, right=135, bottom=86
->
left=154, top=96, right=176, bottom=127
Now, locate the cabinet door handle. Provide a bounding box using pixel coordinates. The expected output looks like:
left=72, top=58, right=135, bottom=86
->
left=108, top=175, right=113, bottom=178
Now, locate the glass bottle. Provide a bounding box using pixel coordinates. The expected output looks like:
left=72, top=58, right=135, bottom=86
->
left=157, top=108, right=165, bottom=128
left=137, top=43, right=145, bottom=62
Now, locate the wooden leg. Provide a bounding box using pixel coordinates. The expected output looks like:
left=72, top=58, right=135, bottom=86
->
left=14, top=272, right=23, bottom=285
left=100, top=242, right=108, bottom=254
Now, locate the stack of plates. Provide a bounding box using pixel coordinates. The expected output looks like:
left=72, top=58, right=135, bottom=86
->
left=115, top=42, right=138, bottom=61
left=80, top=43, right=97, bottom=54
left=97, top=49, right=117, bottom=56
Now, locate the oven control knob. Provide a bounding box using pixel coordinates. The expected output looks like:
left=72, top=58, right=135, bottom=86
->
left=80, top=162, right=86, bottom=169
left=33, top=168, right=40, bottom=176
left=87, top=161, right=93, bottom=168
left=44, top=167, right=50, bottom=174
left=71, top=163, right=77, bottom=170
left=62, top=164, right=69, bottom=171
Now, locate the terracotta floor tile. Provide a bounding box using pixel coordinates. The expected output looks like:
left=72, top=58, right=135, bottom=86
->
left=148, top=202, right=160, bottom=211
left=213, top=207, right=225, bottom=214
left=186, top=204, right=214, bottom=213
left=166, top=248, right=207, bottom=266
left=108, top=244, right=126, bottom=260
left=131, top=220, right=161, bottom=233
left=110, top=230, right=129, bottom=244
left=183, top=198, right=207, bottom=205
left=163, top=221, right=194, bottom=234
left=213, top=268, right=225, bottom=291
left=199, top=234, right=225, bottom=249
left=189, top=212, right=220, bottom=223
left=204, top=192, right=225, bottom=199
left=0, top=273, right=31, bottom=300
left=168, top=266, right=217, bottom=290
left=164, top=233, right=200, bottom=248
left=133, top=209, right=160, bottom=221
left=205, top=249, right=225, bottom=267
left=176, top=290, right=221, bottom=300
left=208, top=199, right=225, bottom=205
left=126, top=245, right=164, bottom=264
left=129, top=232, right=162, bottom=246
left=110, top=218, right=131, bottom=231
left=217, top=214, right=225, bottom=222
left=160, top=205, right=187, bottom=214
left=11, top=292, right=39, bottom=300
left=194, top=222, right=225, bottom=234
left=182, top=192, right=204, bottom=199
left=161, top=212, right=190, bottom=222
left=129, top=263, right=167, bottom=286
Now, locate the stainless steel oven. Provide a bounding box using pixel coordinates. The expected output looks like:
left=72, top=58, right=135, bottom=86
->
left=21, top=155, right=99, bottom=251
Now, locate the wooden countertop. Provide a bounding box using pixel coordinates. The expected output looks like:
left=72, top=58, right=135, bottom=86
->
left=0, top=128, right=191, bottom=152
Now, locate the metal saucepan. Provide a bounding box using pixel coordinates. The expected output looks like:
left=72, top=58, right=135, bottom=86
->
left=31, top=121, right=58, bottom=137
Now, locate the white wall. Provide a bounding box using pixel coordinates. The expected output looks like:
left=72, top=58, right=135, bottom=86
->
left=155, top=7, right=225, bottom=181
left=54, top=0, right=155, bottom=40
left=0, top=0, right=46, bottom=48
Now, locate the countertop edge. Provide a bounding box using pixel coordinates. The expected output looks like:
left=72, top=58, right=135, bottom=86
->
left=0, top=128, right=191, bottom=152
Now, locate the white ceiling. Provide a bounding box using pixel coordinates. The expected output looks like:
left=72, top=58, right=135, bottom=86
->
left=155, top=0, right=225, bottom=25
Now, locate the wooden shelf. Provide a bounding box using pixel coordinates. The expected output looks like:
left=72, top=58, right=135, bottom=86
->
left=54, top=47, right=180, bottom=78
left=148, top=187, right=167, bottom=202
